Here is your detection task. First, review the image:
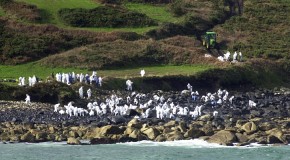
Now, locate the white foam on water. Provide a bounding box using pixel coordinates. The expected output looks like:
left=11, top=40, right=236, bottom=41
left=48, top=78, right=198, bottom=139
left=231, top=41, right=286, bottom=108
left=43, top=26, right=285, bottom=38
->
left=119, top=139, right=230, bottom=148
left=24, top=141, right=67, bottom=147
left=119, top=139, right=270, bottom=149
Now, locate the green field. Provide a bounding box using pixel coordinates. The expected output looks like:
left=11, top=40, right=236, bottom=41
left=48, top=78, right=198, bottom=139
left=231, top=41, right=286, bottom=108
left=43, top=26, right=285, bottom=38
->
left=124, top=3, right=183, bottom=23
left=16, top=0, right=181, bottom=33
left=0, top=63, right=213, bottom=81
left=17, top=0, right=99, bottom=24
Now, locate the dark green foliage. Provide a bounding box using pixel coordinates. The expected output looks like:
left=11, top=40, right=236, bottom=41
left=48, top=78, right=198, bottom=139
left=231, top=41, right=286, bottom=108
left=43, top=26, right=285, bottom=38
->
left=0, top=0, right=12, bottom=5
left=218, top=0, right=290, bottom=59
left=11, top=82, right=78, bottom=104
left=58, top=6, right=157, bottom=28
left=146, top=23, right=189, bottom=39
left=122, top=0, right=172, bottom=3
left=98, top=0, right=122, bottom=4
left=168, top=0, right=186, bottom=16
left=0, top=83, right=18, bottom=100
left=0, top=29, right=90, bottom=64
left=0, top=19, right=142, bottom=64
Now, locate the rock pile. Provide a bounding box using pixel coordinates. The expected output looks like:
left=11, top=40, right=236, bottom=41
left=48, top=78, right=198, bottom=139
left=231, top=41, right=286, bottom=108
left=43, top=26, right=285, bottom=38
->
left=0, top=88, right=289, bottom=146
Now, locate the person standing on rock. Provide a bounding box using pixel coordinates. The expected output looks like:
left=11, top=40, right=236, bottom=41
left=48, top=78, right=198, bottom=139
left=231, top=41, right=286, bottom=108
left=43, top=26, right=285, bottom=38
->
left=87, top=88, right=92, bottom=99
left=187, top=83, right=193, bottom=92
left=238, top=52, right=243, bottom=62
left=25, top=94, right=31, bottom=104
left=232, top=51, right=238, bottom=62
left=126, top=79, right=133, bottom=91
left=98, top=77, right=102, bottom=87
left=79, top=86, right=84, bottom=99
left=140, top=69, right=145, bottom=77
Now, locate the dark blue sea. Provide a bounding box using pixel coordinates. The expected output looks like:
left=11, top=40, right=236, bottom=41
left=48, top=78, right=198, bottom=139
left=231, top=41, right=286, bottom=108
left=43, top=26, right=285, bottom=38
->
left=1, top=139, right=289, bottom=160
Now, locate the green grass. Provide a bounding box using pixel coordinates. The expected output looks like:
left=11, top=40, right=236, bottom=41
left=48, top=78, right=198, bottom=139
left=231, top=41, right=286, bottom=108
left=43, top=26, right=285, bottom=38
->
left=124, top=3, right=183, bottom=23
left=17, top=0, right=100, bottom=24
left=0, top=63, right=213, bottom=82
left=16, top=1, right=180, bottom=34
left=0, top=7, right=5, bottom=16
left=0, top=63, right=88, bottom=80
left=98, top=64, right=213, bottom=78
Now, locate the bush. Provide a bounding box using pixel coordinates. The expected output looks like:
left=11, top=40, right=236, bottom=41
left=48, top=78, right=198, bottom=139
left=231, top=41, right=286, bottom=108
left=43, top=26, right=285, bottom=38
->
left=58, top=6, right=157, bottom=28
left=0, top=19, right=132, bottom=64
left=0, top=0, right=12, bottom=5
left=168, top=0, right=186, bottom=17
left=97, top=0, right=122, bottom=4
left=146, top=23, right=189, bottom=39
left=0, top=0, right=41, bottom=22
left=123, top=0, right=172, bottom=4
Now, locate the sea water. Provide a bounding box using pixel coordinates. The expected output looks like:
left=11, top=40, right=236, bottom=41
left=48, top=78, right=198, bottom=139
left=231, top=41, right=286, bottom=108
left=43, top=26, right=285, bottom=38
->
left=0, top=139, right=289, bottom=160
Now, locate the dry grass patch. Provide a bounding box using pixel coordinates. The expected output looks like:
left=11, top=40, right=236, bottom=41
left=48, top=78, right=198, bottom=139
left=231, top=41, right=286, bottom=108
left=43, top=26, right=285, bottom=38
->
left=39, top=36, right=222, bottom=69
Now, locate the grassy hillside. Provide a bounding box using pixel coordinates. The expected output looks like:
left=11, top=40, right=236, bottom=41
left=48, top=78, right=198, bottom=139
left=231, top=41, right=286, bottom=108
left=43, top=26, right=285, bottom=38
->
left=15, top=0, right=182, bottom=33
left=0, top=19, right=143, bottom=64
left=213, top=0, right=290, bottom=59
left=16, top=0, right=99, bottom=24
left=0, top=0, right=289, bottom=89
left=0, top=63, right=214, bottom=81
left=124, top=3, right=182, bottom=23
left=38, top=36, right=215, bottom=70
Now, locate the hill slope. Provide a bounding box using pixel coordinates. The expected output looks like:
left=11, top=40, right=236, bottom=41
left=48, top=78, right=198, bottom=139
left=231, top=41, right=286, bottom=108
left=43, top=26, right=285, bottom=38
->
left=39, top=36, right=215, bottom=70
left=0, top=0, right=288, bottom=82
left=214, top=0, right=290, bottom=59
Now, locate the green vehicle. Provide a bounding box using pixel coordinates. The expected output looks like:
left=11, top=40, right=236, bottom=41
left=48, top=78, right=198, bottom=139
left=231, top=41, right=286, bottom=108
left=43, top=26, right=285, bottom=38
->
left=202, top=32, right=217, bottom=49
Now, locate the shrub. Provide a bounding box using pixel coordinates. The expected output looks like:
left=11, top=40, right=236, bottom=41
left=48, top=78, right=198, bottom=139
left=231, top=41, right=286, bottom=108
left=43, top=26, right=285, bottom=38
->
left=168, top=0, right=186, bottom=17
left=58, top=6, right=157, bottom=28
left=0, top=0, right=41, bottom=22
left=97, top=0, right=122, bottom=4
left=123, top=0, right=172, bottom=4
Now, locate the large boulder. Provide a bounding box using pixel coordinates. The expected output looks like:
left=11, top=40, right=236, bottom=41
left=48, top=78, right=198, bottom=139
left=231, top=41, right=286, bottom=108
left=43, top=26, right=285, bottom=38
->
left=201, top=124, right=214, bottom=136
left=69, top=131, right=79, bottom=138
left=90, top=137, right=117, bottom=144
left=99, top=125, right=123, bottom=136
left=155, top=134, right=166, bottom=142
left=129, top=130, right=147, bottom=141
left=67, top=137, right=81, bottom=145
left=235, top=133, right=249, bottom=143
left=142, top=127, right=160, bottom=140
left=166, top=130, right=184, bottom=141
left=266, top=128, right=288, bottom=144
left=241, top=122, right=257, bottom=134
left=124, top=127, right=135, bottom=135
left=178, top=121, right=187, bottom=133
left=110, top=116, right=126, bottom=124
left=54, top=134, right=67, bottom=142
left=207, top=130, right=237, bottom=146
left=20, top=132, right=36, bottom=142
left=164, top=120, right=177, bottom=128
left=35, top=131, right=47, bottom=141
left=127, top=118, right=142, bottom=129
left=259, top=122, right=275, bottom=131
left=198, top=114, right=211, bottom=122
left=184, top=128, right=205, bottom=138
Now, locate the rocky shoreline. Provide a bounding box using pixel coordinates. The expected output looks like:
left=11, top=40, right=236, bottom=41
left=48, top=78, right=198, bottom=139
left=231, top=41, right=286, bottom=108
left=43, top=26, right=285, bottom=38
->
left=0, top=88, right=290, bottom=146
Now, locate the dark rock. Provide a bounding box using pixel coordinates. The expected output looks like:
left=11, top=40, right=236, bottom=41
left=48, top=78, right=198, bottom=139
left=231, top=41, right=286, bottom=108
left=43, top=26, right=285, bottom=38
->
left=207, top=130, right=237, bottom=146
left=90, top=137, right=117, bottom=144
left=126, top=109, right=140, bottom=117
left=109, top=116, right=126, bottom=124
